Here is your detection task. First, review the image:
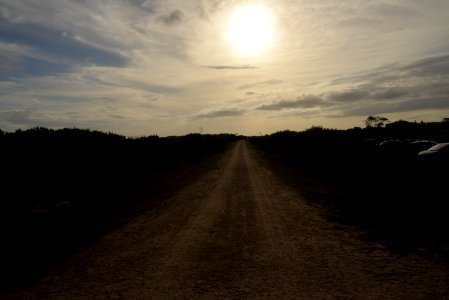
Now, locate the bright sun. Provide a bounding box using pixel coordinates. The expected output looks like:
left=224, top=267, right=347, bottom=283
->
left=227, top=4, right=274, bottom=56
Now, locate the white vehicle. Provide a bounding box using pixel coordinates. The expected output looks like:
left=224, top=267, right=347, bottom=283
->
left=418, top=142, right=449, bottom=158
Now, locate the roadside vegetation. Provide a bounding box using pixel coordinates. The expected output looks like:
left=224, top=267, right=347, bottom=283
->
left=1, top=118, right=448, bottom=291
left=250, top=117, right=449, bottom=255
left=0, top=127, right=237, bottom=291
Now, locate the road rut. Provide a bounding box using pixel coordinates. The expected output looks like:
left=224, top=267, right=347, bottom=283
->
left=12, top=141, right=449, bottom=299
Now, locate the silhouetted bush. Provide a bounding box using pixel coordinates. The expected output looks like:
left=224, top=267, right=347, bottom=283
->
left=0, top=127, right=237, bottom=291
left=250, top=121, right=449, bottom=253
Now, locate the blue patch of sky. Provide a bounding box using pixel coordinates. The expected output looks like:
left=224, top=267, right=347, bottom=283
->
left=0, top=57, right=70, bottom=80
left=0, top=17, right=128, bottom=79
left=127, top=0, right=157, bottom=13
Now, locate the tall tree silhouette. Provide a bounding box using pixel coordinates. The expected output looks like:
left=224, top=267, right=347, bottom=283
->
left=364, top=115, right=389, bottom=128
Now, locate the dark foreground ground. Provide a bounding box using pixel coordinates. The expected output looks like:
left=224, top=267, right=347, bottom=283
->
left=3, top=140, right=449, bottom=299
left=0, top=128, right=236, bottom=292
left=251, top=128, right=449, bottom=258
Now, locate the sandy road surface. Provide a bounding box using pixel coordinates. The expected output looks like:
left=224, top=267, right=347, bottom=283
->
left=11, top=141, right=449, bottom=299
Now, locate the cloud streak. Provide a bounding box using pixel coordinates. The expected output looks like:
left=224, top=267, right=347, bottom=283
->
left=257, top=95, right=326, bottom=110
left=255, top=53, right=449, bottom=118
left=238, top=79, right=283, bottom=90
left=190, top=108, right=246, bottom=120
left=204, top=65, right=257, bottom=70
left=157, top=10, right=185, bottom=26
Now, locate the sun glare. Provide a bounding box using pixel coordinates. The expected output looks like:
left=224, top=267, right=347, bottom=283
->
left=227, top=4, right=274, bottom=56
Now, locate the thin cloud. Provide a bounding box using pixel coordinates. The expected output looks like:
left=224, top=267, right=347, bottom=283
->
left=256, top=53, right=449, bottom=117
left=341, top=96, right=449, bottom=117
left=337, top=17, right=381, bottom=29
left=238, top=79, right=283, bottom=90
left=127, top=0, right=157, bottom=13
left=257, top=95, right=326, bottom=111
left=0, top=50, right=20, bottom=72
left=204, top=65, right=257, bottom=70
left=157, top=10, right=184, bottom=26
left=330, top=54, right=449, bottom=86
left=399, top=54, right=449, bottom=77
left=368, top=3, right=419, bottom=18
left=321, top=53, right=449, bottom=116
left=327, top=89, right=369, bottom=102
left=371, top=88, right=409, bottom=100
left=0, top=18, right=128, bottom=79
left=190, top=108, right=246, bottom=120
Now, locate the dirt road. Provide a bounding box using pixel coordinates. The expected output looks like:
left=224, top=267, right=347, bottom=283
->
left=11, top=141, right=449, bottom=299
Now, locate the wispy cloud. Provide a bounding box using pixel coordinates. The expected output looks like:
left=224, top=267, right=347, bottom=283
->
left=190, top=108, right=246, bottom=120
left=327, top=90, right=369, bottom=103
left=157, top=10, right=184, bottom=26
left=340, top=96, right=449, bottom=117
left=257, top=95, right=325, bottom=110
left=326, top=53, right=449, bottom=103
left=255, top=53, right=449, bottom=118
left=238, top=79, right=283, bottom=90
left=204, top=65, right=257, bottom=70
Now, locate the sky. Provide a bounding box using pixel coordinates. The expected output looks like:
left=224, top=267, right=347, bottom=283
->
left=1, top=0, right=449, bottom=136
